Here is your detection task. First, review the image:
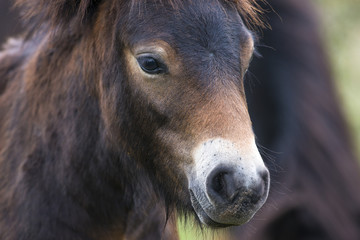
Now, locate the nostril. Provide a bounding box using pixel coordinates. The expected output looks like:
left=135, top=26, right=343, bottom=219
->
left=259, top=169, right=270, bottom=191
left=207, top=167, right=241, bottom=203
left=211, top=171, right=227, bottom=195
left=206, top=167, right=270, bottom=206
left=250, top=169, right=270, bottom=203
left=250, top=180, right=265, bottom=204
left=260, top=169, right=269, bottom=182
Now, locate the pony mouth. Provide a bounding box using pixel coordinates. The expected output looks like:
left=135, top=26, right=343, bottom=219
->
left=189, top=190, right=234, bottom=228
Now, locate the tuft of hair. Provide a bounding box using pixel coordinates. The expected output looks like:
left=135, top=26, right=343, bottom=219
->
left=221, top=0, right=267, bottom=29
left=15, top=0, right=267, bottom=32
left=14, top=0, right=102, bottom=31
left=132, top=0, right=268, bottom=29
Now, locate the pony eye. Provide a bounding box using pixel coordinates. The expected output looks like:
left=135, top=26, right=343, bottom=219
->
left=137, top=56, right=166, bottom=74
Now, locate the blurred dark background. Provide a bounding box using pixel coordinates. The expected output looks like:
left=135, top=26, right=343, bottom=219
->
left=0, top=1, right=22, bottom=44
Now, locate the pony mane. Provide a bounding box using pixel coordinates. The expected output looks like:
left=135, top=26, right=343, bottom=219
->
left=15, top=0, right=266, bottom=32
left=227, top=0, right=266, bottom=29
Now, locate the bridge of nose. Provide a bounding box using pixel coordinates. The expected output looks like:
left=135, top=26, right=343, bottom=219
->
left=179, top=85, right=254, bottom=140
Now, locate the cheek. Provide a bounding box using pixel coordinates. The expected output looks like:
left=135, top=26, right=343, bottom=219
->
left=156, top=128, right=195, bottom=167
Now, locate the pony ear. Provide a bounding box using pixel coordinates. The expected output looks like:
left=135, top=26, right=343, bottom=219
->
left=15, top=0, right=101, bottom=29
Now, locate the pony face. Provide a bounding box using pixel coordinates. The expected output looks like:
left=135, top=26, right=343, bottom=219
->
left=110, top=0, right=270, bottom=227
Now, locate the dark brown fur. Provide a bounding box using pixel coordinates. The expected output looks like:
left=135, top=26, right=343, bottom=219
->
left=0, top=0, right=263, bottom=239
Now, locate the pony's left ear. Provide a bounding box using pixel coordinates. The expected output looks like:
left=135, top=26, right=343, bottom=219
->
left=15, top=0, right=102, bottom=29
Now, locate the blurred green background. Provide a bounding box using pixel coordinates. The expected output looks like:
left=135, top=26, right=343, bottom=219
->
left=179, top=0, right=360, bottom=239
left=315, top=0, right=360, bottom=158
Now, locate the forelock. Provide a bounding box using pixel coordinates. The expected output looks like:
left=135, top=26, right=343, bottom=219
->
left=15, top=0, right=266, bottom=33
